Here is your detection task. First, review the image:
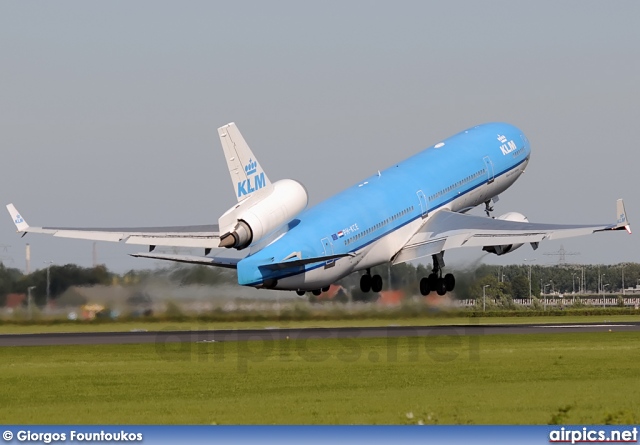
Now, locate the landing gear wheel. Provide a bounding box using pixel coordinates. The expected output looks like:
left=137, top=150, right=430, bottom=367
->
left=322, top=286, right=330, bottom=292
left=371, top=275, right=383, bottom=293
left=428, top=273, right=439, bottom=292
left=312, top=289, right=322, bottom=296
left=419, top=277, right=430, bottom=296
left=360, top=274, right=372, bottom=293
left=436, top=278, right=447, bottom=296
left=444, top=273, right=456, bottom=292
left=296, top=290, right=306, bottom=296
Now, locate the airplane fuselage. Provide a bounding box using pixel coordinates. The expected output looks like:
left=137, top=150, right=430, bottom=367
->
left=237, top=122, right=531, bottom=290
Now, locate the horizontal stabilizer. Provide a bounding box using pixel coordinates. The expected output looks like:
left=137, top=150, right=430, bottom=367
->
left=5, top=203, right=221, bottom=248
left=259, top=253, right=353, bottom=271
left=130, top=252, right=240, bottom=269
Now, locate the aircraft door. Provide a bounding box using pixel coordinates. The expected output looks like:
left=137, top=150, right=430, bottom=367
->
left=483, top=156, right=495, bottom=184
left=321, top=237, right=335, bottom=269
left=417, top=190, right=428, bottom=218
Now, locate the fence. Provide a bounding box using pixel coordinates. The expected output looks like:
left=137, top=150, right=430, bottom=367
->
left=456, top=297, right=640, bottom=308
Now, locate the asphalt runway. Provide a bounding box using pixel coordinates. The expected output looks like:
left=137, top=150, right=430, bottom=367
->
left=1, top=322, right=639, bottom=347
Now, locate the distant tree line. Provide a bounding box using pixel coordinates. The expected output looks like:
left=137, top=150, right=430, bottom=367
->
left=337, top=262, right=640, bottom=302
left=0, top=260, right=638, bottom=307
left=0, top=262, right=236, bottom=307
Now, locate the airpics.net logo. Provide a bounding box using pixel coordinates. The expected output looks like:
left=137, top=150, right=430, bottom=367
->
left=549, top=427, right=638, bottom=444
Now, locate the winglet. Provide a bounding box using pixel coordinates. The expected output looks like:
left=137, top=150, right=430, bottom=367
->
left=615, top=199, right=631, bottom=234
left=217, top=123, right=272, bottom=202
left=6, top=203, right=30, bottom=232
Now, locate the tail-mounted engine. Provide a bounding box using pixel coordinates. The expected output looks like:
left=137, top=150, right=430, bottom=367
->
left=218, top=179, right=308, bottom=250
left=482, top=211, right=528, bottom=255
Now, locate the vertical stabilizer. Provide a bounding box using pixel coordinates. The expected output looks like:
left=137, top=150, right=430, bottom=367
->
left=218, top=123, right=272, bottom=202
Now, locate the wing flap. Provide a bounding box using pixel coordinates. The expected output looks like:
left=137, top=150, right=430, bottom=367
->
left=125, top=235, right=220, bottom=248
left=392, top=238, right=446, bottom=265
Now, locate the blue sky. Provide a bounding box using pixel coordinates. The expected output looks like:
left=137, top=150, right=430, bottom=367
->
left=1, top=1, right=639, bottom=272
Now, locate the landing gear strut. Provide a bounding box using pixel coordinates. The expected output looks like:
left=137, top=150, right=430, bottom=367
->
left=419, top=252, right=455, bottom=296
left=485, top=196, right=499, bottom=217
left=360, top=269, right=383, bottom=293
left=484, top=199, right=494, bottom=217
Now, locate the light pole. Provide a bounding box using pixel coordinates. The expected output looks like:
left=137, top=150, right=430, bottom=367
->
left=27, top=286, right=36, bottom=320
left=524, top=258, right=536, bottom=299
left=601, top=274, right=606, bottom=297
left=603, top=283, right=609, bottom=307
left=544, top=283, right=551, bottom=311
left=483, top=284, right=490, bottom=312
left=44, top=260, right=53, bottom=306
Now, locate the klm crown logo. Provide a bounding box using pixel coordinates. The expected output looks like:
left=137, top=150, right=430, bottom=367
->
left=237, top=158, right=266, bottom=197
left=14, top=214, right=24, bottom=224
left=244, top=159, right=258, bottom=176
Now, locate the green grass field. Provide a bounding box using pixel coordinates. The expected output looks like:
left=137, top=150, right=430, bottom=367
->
left=1, top=314, right=639, bottom=334
left=1, top=331, right=639, bottom=424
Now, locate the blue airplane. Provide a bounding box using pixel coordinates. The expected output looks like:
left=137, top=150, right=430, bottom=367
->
left=7, top=122, right=631, bottom=296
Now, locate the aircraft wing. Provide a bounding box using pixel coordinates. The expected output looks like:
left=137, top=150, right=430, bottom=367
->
left=393, top=199, right=631, bottom=265
left=6, top=204, right=220, bottom=249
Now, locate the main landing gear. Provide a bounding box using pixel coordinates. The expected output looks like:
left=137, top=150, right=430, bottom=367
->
left=359, top=269, right=383, bottom=293
left=485, top=196, right=499, bottom=218
left=484, top=199, right=494, bottom=217
left=419, top=252, right=455, bottom=296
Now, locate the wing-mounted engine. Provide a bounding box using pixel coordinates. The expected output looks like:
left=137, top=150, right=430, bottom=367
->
left=482, top=211, right=528, bottom=255
left=218, top=179, right=308, bottom=250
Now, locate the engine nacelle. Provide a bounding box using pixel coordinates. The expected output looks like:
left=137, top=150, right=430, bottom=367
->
left=218, top=179, right=308, bottom=250
left=482, top=211, right=528, bottom=256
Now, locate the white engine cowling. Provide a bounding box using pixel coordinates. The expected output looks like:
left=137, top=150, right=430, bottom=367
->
left=482, top=211, right=528, bottom=256
left=218, top=179, right=308, bottom=250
